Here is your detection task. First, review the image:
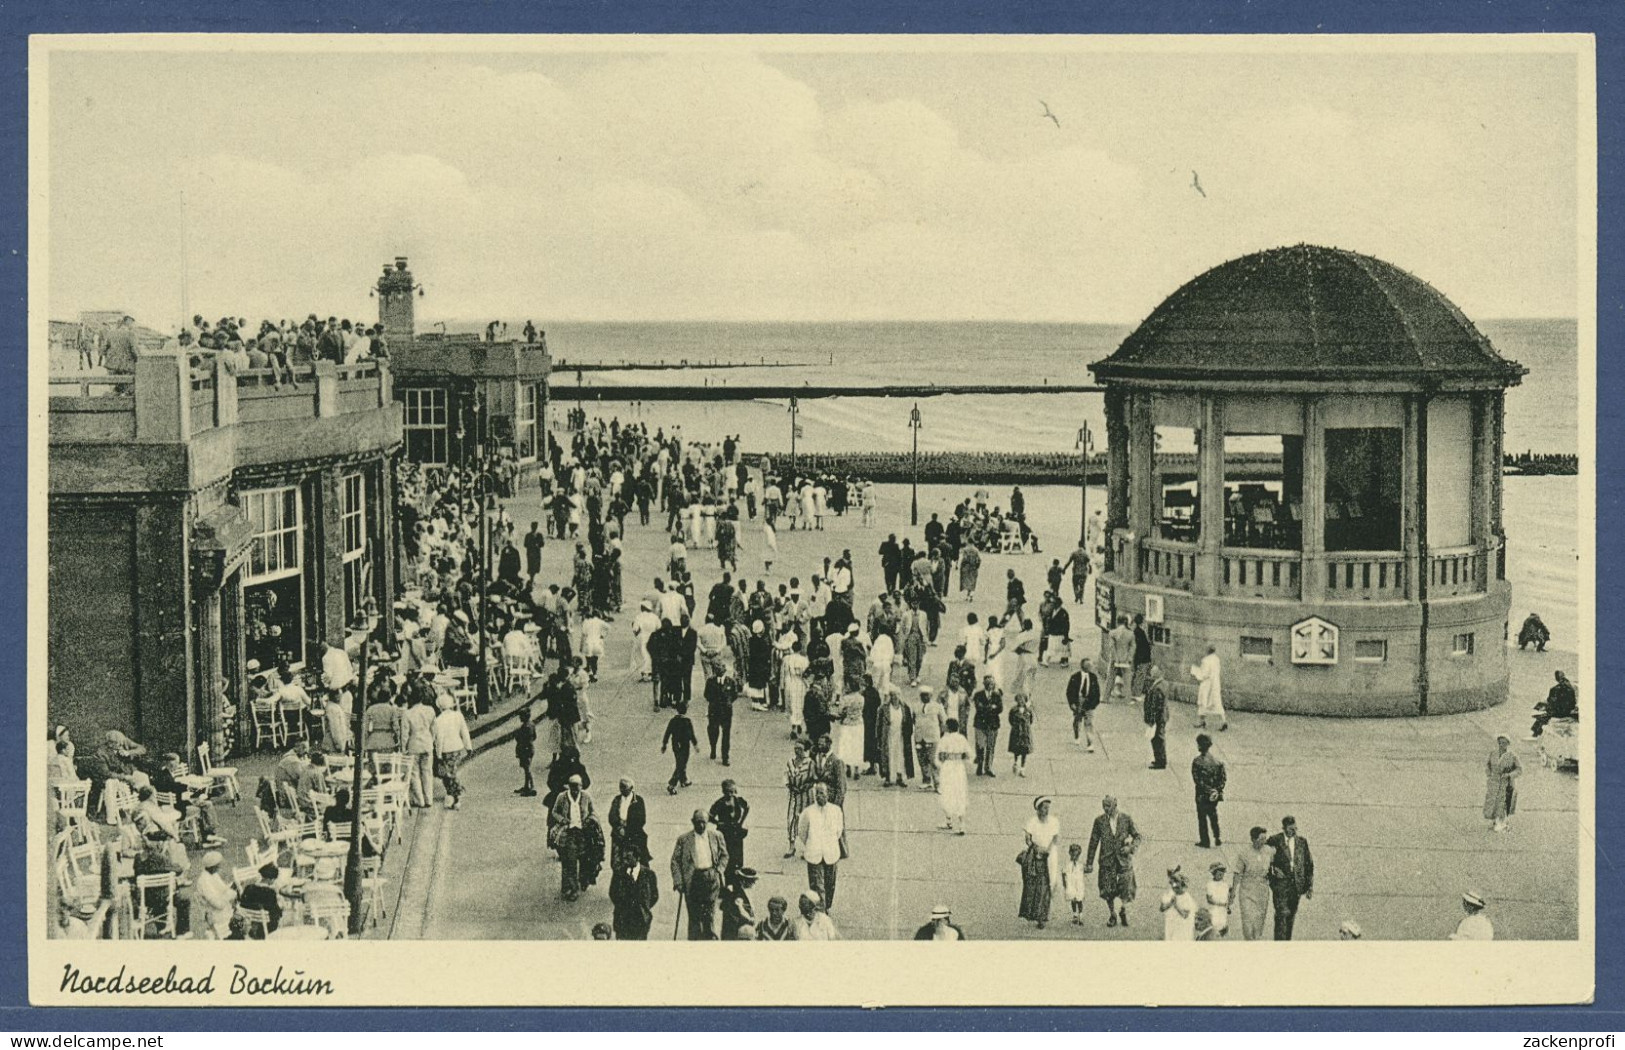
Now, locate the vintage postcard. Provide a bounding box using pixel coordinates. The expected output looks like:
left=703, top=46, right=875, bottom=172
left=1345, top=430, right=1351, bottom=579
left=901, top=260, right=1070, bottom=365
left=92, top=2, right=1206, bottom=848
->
left=29, top=32, right=1595, bottom=1006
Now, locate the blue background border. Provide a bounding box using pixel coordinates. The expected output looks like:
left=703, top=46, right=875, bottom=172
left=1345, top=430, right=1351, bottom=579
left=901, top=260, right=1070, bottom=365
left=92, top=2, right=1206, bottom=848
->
left=3, top=0, right=1618, bottom=1030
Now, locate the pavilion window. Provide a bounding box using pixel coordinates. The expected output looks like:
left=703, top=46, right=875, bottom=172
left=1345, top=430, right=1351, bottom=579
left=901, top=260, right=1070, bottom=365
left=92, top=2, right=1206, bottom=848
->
left=517, top=383, right=539, bottom=462
left=1323, top=427, right=1403, bottom=551
left=1153, top=424, right=1200, bottom=543
left=1222, top=432, right=1302, bottom=550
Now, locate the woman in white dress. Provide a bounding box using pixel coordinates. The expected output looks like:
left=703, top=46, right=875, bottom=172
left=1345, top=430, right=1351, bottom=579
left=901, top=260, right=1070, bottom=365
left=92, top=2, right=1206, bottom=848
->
left=781, top=639, right=809, bottom=738
left=1018, top=796, right=1061, bottom=928
left=762, top=519, right=778, bottom=575
left=837, top=691, right=866, bottom=777
left=799, top=483, right=817, bottom=531
left=984, top=617, right=1010, bottom=693
left=700, top=500, right=717, bottom=549
left=868, top=630, right=896, bottom=695
left=1204, top=860, right=1231, bottom=937
left=936, top=719, right=971, bottom=834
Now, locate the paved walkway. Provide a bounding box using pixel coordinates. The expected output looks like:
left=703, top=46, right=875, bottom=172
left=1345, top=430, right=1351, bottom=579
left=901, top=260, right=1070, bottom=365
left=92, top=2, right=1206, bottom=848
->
left=400, top=480, right=1579, bottom=941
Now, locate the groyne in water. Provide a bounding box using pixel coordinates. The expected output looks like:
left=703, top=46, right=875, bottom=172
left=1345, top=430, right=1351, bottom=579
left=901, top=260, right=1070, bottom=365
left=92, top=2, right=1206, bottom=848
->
left=739, top=450, right=1578, bottom=484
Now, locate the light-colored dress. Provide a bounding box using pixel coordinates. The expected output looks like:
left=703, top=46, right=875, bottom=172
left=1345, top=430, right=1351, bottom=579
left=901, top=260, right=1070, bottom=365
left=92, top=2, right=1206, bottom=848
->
left=1193, top=653, right=1226, bottom=720
left=837, top=693, right=866, bottom=767
left=1484, top=747, right=1522, bottom=820
left=1234, top=845, right=1273, bottom=941
left=1205, top=878, right=1231, bottom=934
left=1162, top=890, right=1197, bottom=940
left=782, top=652, right=809, bottom=730
left=937, top=730, right=971, bottom=821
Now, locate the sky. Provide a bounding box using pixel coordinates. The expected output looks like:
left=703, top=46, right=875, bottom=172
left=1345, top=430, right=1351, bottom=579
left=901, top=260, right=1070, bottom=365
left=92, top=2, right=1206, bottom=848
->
left=42, top=42, right=1582, bottom=326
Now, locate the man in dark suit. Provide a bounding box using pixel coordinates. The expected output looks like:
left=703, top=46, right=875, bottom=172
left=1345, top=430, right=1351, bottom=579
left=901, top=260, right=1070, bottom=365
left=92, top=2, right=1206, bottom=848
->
left=1143, top=666, right=1170, bottom=769
left=1266, top=815, right=1314, bottom=940
left=971, top=676, right=1004, bottom=777
left=1067, top=658, right=1102, bottom=752
left=608, top=777, right=649, bottom=865
left=1191, top=733, right=1226, bottom=848
left=678, top=615, right=699, bottom=707
left=670, top=809, right=729, bottom=940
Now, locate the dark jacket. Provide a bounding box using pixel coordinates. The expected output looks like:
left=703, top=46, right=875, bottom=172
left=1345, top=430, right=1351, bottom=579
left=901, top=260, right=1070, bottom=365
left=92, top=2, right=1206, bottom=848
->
left=913, top=921, right=967, bottom=940
left=1067, top=670, right=1101, bottom=712
left=1143, top=678, right=1169, bottom=730
left=1191, top=751, right=1226, bottom=800
left=972, top=688, right=1004, bottom=731
left=1265, top=832, right=1314, bottom=896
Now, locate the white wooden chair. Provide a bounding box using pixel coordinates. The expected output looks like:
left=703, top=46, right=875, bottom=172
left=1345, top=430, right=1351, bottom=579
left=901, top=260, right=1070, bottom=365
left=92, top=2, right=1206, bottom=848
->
left=357, top=855, right=389, bottom=929
left=101, top=778, right=135, bottom=826
left=251, top=699, right=285, bottom=750
left=196, top=742, right=240, bottom=805
left=304, top=896, right=349, bottom=939
left=133, top=872, right=178, bottom=940
left=503, top=649, right=538, bottom=696
left=52, top=780, right=93, bottom=843
left=152, top=791, right=202, bottom=846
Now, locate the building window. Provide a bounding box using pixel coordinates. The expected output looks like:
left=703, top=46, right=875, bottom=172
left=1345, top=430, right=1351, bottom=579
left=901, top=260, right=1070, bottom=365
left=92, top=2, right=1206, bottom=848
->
left=341, top=472, right=371, bottom=625
left=403, top=387, right=448, bottom=465
left=1148, top=624, right=1173, bottom=645
left=1239, top=635, right=1273, bottom=659
left=1354, top=639, right=1388, bottom=662
left=242, top=486, right=305, bottom=669
left=517, top=383, right=539, bottom=461
left=1452, top=632, right=1475, bottom=656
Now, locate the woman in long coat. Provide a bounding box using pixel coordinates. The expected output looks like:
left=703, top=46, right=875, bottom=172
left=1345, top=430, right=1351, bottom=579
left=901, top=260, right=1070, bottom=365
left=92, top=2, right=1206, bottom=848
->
left=1484, top=734, right=1523, bottom=832
left=744, top=621, right=772, bottom=701
left=877, top=690, right=916, bottom=786
left=1084, top=796, right=1142, bottom=927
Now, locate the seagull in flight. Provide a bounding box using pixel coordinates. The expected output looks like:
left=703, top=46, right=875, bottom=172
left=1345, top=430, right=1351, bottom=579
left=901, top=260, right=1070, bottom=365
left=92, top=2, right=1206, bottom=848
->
left=1191, top=170, right=1207, bottom=198
left=1040, top=100, right=1060, bottom=128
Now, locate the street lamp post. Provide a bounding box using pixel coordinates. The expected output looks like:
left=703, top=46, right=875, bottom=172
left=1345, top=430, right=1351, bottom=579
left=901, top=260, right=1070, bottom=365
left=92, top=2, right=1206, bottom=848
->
left=473, top=475, right=494, bottom=717
left=788, top=397, right=800, bottom=470
left=1076, top=422, right=1094, bottom=546
left=344, top=600, right=379, bottom=935
left=909, top=403, right=922, bottom=527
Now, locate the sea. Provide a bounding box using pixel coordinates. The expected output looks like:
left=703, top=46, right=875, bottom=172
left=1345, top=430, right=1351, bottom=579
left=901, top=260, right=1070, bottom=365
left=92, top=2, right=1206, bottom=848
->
left=514, top=318, right=1579, bottom=458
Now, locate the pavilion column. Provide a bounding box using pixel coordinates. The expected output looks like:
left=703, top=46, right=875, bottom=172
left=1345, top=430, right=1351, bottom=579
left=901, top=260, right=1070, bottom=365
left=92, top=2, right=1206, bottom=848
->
left=1104, top=389, right=1130, bottom=573
left=1491, top=392, right=1507, bottom=581
left=1127, top=393, right=1156, bottom=585
left=1402, top=395, right=1424, bottom=602
left=1193, top=394, right=1224, bottom=595
left=1469, top=392, right=1497, bottom=592
left=1300, top=396, right=1326, bottom=604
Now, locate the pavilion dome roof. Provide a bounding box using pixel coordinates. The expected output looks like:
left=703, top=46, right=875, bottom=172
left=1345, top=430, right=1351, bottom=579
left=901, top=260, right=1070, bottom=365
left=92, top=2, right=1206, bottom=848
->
left=1090, top=245, right=1525, bottom=386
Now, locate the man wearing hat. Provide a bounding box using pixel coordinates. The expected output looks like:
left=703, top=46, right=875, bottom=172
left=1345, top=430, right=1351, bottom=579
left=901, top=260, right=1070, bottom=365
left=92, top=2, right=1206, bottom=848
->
left=550, top=773, right=598, bottom=902
left=913, top=904, right=967, bottom=941
left=1450, top=891, right=1494, bottom=940
left=192, top=851, right=237, bottom=942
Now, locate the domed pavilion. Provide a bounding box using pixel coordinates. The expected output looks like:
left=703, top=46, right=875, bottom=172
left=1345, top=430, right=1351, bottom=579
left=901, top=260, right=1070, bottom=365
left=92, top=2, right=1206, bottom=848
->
left=1090, top=244, right=1525, bottom=716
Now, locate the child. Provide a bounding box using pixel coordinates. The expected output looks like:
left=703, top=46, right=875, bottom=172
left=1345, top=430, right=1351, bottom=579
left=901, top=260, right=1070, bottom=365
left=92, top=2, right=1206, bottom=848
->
left=1204, top=861, right=1231, bottom=938
left=1062, top=843, right=1088, bottom=925
left=1007, top=694, right=1034, bottom=776
left=661, top=703, right=697, bottom=795
left=581, top=612, right=607, bottom=682
left=513, top=706, right=537, bottom=797
left=570, top=657, right=594, bottom=745
left=1160, top=867, right=1196, bottom=941
left=762, top=520, right=778, bottom=575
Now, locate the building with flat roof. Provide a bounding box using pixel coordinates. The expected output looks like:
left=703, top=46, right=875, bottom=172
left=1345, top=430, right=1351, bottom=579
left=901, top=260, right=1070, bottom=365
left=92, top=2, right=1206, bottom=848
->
left=1091, top=245, right=1524, bottom=716
left=377, top=257, right=553, bottom=473
left=48, top=348, right=403, bottom=757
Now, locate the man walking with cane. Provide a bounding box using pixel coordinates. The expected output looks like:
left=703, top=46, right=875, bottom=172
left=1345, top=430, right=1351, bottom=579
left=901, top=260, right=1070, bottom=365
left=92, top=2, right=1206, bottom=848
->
left=670, top=808, right=728, bottom=940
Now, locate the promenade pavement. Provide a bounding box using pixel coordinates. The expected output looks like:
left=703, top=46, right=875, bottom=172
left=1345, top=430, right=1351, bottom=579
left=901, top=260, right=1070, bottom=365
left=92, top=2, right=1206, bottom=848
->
left=393, top=480, right=1580, bottom=942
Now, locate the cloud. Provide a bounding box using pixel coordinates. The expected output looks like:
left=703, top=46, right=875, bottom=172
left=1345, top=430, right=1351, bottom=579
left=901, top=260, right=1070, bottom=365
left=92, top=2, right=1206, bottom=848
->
left=46, top=48, right=1578, bottom=324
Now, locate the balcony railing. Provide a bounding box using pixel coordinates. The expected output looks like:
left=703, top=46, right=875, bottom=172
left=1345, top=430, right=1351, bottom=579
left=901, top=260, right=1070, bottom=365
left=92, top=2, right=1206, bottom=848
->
left=1139, top=537, right=1196, bottom=592
left=1325, top=551, right=1407, bottom=600
left=1221, top=547, right=1302, bottom=601
left=1428, top=545, right=1481, bottom=598
left=50, top=354, right=394, bottom=445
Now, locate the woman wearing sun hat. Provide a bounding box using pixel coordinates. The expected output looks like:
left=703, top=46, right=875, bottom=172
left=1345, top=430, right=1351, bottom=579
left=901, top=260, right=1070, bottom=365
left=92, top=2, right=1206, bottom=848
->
left=1204, top=860, right=1232, bottom=937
